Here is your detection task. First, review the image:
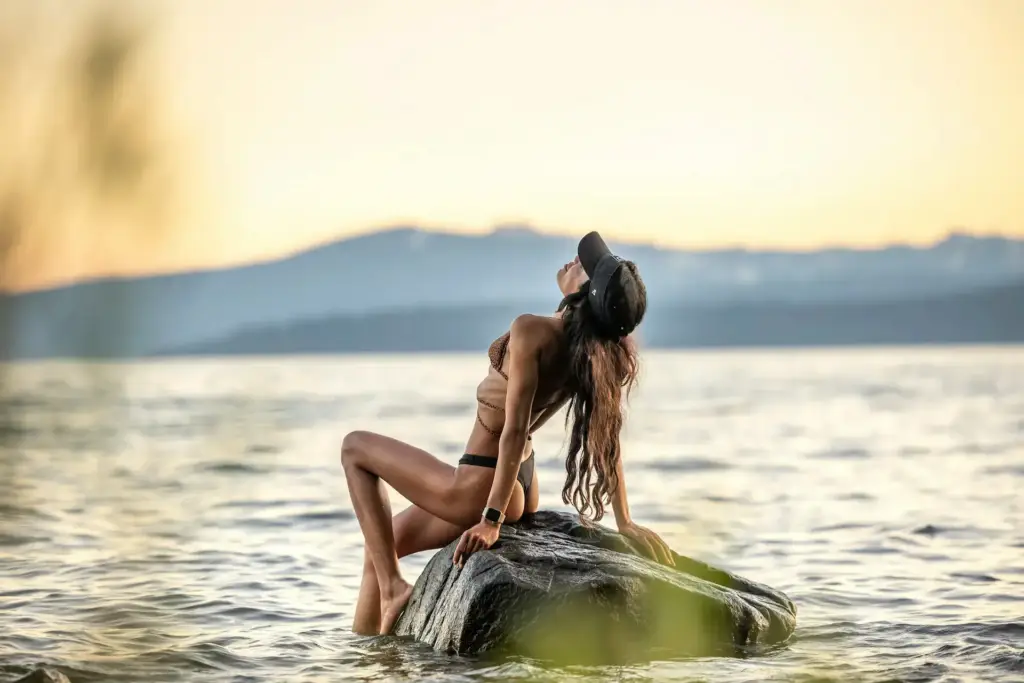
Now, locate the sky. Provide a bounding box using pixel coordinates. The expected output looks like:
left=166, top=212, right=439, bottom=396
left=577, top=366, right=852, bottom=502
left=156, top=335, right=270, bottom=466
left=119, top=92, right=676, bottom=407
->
left=4, top=0, right=1024, bottom=288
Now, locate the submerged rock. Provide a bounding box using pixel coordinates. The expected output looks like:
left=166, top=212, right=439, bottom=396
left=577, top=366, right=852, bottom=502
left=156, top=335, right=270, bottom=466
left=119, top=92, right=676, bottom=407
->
left=11, top=669, right=71, bottom=683
left=392, top=510, right=796, bottom=664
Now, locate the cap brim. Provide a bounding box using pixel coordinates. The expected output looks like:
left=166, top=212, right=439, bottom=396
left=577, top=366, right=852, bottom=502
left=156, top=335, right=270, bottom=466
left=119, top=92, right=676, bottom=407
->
left=578, top=231, right=612, bottom=277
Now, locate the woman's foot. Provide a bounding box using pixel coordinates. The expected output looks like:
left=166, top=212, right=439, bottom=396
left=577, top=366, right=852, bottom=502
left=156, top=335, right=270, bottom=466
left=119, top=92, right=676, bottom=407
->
left=379, top=579, right=414, bottom=635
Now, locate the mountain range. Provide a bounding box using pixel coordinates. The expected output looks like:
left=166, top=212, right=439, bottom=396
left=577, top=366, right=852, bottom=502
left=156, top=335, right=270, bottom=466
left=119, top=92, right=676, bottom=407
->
left=1, top=226, right=1022, bottom=359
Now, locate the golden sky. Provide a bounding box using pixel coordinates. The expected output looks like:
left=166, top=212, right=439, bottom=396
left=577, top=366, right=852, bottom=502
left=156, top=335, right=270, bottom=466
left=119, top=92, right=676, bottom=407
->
left=5, top=0, right=1024, bottom=287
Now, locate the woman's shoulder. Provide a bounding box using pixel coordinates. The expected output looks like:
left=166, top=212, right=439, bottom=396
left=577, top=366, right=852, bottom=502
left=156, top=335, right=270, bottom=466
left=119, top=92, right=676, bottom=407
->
left=507, top=314, right=563, bottom=356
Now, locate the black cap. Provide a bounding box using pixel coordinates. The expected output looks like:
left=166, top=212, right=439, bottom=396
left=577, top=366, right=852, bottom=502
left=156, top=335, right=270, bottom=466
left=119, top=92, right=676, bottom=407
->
left=577, top=231, right=644, bottom=337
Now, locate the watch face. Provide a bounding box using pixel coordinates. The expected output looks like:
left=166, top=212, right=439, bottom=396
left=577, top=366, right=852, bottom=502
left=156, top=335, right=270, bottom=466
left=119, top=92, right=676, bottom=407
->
left=484, top=507, right=501, bottom=522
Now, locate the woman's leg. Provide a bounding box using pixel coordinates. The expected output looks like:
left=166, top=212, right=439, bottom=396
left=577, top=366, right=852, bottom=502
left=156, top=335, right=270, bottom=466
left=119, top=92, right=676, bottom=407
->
left=340, top=430, right=506, bottom=634
left=351, top=459, right=395, bottom=634
left=352, top=503, right=461, bottom=635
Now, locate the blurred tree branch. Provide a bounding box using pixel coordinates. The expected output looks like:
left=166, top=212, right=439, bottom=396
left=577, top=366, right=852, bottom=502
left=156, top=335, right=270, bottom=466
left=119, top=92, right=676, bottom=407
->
left=0, top=0, right=184, bottom=291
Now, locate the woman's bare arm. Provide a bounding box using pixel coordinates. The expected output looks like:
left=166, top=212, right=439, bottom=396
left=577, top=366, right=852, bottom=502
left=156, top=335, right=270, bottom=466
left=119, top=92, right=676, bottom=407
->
left=482, top=314, right=544, bottom=517
left=611, top=455, right=632, bottom=528
left=609, top=449, right=675, bottom=565
left=453, top=315, right=548, bottom=566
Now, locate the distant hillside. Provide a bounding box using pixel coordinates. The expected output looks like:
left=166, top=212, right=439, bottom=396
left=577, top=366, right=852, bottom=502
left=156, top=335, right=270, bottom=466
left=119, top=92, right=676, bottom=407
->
left=1, top=226, right=1022, bottom=359
left=163, top=280, right=1024, bottom=356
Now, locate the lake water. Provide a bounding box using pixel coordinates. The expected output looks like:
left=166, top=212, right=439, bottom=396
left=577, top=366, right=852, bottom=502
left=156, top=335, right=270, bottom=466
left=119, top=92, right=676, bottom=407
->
left=0, top=347, right=1022, bottom=682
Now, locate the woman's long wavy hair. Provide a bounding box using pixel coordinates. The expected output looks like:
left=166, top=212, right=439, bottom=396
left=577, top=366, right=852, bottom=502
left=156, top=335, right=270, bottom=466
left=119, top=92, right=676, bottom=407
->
left=557, top=260, right=646, bottom=524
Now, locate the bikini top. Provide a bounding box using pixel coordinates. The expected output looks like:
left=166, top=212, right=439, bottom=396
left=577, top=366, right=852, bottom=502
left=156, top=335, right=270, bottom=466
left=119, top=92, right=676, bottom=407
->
left=475, top=331, right=569, bottom=438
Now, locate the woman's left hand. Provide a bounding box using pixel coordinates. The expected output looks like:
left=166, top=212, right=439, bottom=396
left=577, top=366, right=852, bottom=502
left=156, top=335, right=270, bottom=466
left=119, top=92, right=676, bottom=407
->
left=453, top=520, right=501, bottom=567
left=618, top=521, right=675, bottom=567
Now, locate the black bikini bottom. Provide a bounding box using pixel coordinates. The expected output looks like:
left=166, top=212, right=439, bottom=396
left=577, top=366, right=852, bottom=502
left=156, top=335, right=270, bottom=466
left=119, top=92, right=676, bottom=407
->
left=458, top=451, right=535, bottom=499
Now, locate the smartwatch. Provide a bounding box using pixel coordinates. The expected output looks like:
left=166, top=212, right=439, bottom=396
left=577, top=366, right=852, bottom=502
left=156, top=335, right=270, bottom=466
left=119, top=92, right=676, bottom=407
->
left=482, top=506, right=504, bottom=526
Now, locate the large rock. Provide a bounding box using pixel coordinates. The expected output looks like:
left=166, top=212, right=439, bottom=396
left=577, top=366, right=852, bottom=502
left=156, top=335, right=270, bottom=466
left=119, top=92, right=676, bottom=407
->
left=392, top=510, right=796, bottom=664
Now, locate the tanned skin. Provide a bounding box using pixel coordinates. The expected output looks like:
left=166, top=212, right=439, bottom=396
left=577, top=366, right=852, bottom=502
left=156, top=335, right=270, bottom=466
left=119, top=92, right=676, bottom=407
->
left=341, top=254, right=672, bottom=636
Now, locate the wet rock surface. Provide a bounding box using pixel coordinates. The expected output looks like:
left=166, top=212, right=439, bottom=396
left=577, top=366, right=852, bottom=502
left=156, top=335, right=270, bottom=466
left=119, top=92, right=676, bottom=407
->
left=392, top=510, right=797, bottom=664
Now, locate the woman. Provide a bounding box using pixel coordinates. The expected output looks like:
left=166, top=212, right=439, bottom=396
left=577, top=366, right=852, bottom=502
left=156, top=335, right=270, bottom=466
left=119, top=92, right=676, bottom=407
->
left=340, top=231, right=674, bottom=636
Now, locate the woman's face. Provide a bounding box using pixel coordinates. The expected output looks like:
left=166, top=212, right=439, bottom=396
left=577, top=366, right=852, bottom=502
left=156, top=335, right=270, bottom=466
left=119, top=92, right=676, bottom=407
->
left=557, top=255, right=588, bottom=297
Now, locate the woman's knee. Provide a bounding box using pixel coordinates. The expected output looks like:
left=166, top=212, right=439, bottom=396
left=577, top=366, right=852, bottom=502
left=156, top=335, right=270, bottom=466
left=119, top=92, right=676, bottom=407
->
left=340, top=429, right=377, bottom=469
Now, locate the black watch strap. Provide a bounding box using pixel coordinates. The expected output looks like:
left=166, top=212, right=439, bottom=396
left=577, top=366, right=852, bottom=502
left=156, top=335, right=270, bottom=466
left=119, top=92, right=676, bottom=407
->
left=482, top=506, right=504, bottom=525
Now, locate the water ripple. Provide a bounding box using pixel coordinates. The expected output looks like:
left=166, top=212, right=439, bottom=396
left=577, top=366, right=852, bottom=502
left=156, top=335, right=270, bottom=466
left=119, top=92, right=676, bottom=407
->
left=1, top=348, right=1022, bottom=682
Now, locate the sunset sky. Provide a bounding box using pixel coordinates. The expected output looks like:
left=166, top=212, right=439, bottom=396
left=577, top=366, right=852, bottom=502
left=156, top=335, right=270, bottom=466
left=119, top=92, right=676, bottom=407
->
left=5, top=0, right=1024, bottom=287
